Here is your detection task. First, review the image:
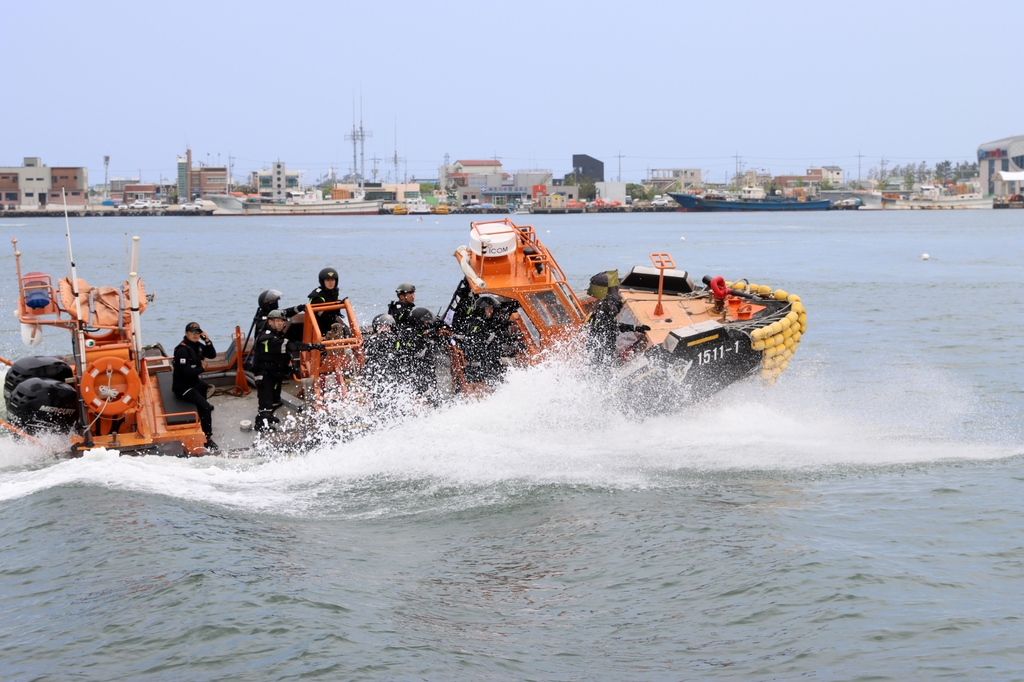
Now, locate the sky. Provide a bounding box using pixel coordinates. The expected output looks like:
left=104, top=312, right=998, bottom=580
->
left=3, top=0, right=1021, bottom=185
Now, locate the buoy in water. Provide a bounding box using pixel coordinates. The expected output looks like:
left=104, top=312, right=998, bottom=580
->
left=922, top=253, right=930, bottom=260
left=680, top=236, right=686, bottom=242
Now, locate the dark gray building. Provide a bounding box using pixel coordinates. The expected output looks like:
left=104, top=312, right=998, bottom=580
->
left=567, top=154, right=604, bottom=182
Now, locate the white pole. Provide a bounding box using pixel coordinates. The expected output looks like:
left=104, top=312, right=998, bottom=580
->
left=129, top=236, right=143, bottom=373
left=63, top=189, right=93, bottom=447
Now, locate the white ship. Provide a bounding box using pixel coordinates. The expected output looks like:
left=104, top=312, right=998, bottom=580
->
left=882, top=185, right=992, bottom=210
left=207, top=189, right=382, bottom=216
left=406, top=196, right=432, bottom=215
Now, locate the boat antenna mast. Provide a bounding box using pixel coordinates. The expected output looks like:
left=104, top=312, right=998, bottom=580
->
left=62, top=189, right=94, bottom=449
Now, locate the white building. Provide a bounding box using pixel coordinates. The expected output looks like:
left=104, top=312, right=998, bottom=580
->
left=978, top=135, right=1024, bottom=196
left=251, top=162, right=301, bottom=199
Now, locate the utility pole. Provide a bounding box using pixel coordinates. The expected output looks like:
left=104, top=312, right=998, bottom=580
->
left=733, top=152, right=742, bottom=187
left=880, top=158, right=888, bottom=184
left=370, top=156, right=381, bottom=182
left=856, top=150, right=864, bottom=184
left=103, top=156, right=110, bottom=200
left=615, top=150, right=624, bottom=183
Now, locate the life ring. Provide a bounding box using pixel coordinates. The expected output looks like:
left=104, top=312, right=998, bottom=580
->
left=80, top=356, right=141, bottom=416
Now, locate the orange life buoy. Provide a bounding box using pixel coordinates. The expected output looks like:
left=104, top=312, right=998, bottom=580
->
left=79, top=356, right=142, bottom=416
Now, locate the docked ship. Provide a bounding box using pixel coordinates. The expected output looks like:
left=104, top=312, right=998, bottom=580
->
left=881, top=184, right=992, bottom=210
left=669, top=187, right=830, bottom=212
left=207, top=189, right=382, bottom=216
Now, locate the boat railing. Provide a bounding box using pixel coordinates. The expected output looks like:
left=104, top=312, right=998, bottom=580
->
left=299, top=299, right=365, bottom=406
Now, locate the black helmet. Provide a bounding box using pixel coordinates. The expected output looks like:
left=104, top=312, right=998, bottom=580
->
left=318, top=267, right=338, bottom=287
left=267, top=309, right=288, bottom=321
left=372, top=313, right=395, bottom=332
left=409, top=307, right=434, bottom=327
left=258, top=289, right=282, bottom=312
left=396, top=282, right=416, bottom=294
left=475, top=296, right=498, bottom=311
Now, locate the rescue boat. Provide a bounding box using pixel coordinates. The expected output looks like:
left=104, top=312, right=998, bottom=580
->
left=2, top=229, right=365, bottom=457
left=436, top=218, right=808, bottom=404
left=2, top=235, right=232, bottom=456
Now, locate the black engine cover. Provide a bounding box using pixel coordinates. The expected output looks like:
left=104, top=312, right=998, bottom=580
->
left=4, top=356, right=73, bottom=401
left=6, top=377, right=79, bottom=433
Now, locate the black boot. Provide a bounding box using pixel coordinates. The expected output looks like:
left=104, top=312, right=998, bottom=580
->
left=255, top=412, right=276, bottom=432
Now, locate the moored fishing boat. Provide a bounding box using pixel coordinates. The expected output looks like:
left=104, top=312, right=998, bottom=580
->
left=208, top=189, right=382, bottom=215
left=881, top=184, right=992, bottom=209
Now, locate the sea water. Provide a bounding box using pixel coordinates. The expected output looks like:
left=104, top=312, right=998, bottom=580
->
left=0, top=212, right=1021, bottom=680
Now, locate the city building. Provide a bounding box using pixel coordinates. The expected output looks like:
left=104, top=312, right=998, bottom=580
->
left=0, top=157, right=88, bottom=209
left=647, top=168, right=702, bottom=191
left=440, top=159, right=504, bottom=188
left=177, top=148, right=229, bottom=200
left=807, top=167, right=844, bottom=185
left=567, top=154, right=604, bottom=182
left=978, top=135, right=1024, bottom=196
left=251, top=162, right=300, bottom=199
left=110, top=177, right=140, bottom=203
left=332, top=181, right=421, bottom=202
left=123, top=184, right=157, bottom=203
left=594, top=182, right=627, bottom=203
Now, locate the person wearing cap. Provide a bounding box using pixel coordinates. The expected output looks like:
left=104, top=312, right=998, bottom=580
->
left=387, top=283, right=417, bottom=327
left=253, top=309, right=324, bottom=431
left=585, top=270, right=650, bottom=364
left=172, top=322, right=218, bottom=450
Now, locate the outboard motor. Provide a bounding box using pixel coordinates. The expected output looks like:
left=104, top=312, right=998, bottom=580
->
left=4, top=356, right=74, bottom=402
left=6, top=377, right=79, bottom=433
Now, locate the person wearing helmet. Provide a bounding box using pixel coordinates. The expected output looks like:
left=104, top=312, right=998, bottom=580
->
left=394, top=306, right=441, bottom=401
left=460, top=297, right=521, bottom=385
left=388, top=283, right=417, bottom=327
left=585, top=270, right=650, bottom=364
left=362, top=314, right=401, bottom=386
left=172, top=321, right=218, bottom=450
left=305, top=267, right=347, bottom=338
left=253, top=309, right=324, bottom=431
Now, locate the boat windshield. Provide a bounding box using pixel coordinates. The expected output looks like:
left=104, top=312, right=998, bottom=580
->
left=525, top=290, right=571, bottom=327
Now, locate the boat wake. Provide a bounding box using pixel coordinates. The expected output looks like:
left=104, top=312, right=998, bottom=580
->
left=0, top=355, right=1019, bottom=515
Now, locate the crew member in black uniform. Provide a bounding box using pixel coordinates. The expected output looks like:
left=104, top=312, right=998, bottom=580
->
left=585, top=271, right=649, bottom=364
left=362, top=314, right=401, bottom=386
left=173, top=321, right=218, bottom=450
left=253, top=309, right=323, bottom=431
left=307, top=267, right=347, bottom=337
left=387, top=283, right=417, bottom=327
left=459, top=296, right=521, bottom=385
left=395, top=307, right=441, bottom=402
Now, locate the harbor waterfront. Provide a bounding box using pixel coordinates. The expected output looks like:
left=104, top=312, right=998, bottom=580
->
left=1, top=212, right=1022, bottom=679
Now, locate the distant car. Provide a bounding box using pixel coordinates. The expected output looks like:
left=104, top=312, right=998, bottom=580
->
left=130, top=200, right=150, bottom=209
left=180, top=202, right=201, bottom=212
left=151, top=201, right=169, bottom=210
left=651, top=195, right=670, bottom=207
left=116, top=203, right=129, bottom=211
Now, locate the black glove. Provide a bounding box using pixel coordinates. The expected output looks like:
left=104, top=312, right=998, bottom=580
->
left=313, top=343, right=326, bottom=352
left=635, top=325, right=651, bottom=333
